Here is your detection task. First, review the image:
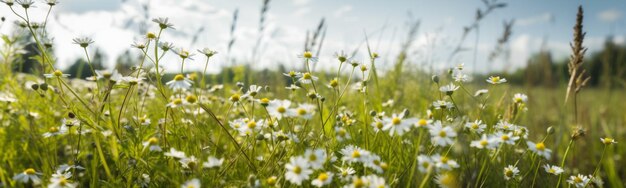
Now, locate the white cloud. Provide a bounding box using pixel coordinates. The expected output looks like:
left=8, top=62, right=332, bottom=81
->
left=598, top=9, right=621, bottom=23
left=333, top=5, right=353, bottom=18
left=293, top=0, right=311, bottom=6
left=517, top=13, right=553, bottom=26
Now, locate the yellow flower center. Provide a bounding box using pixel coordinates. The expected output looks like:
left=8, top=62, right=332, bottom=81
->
left=418, top=119, right=428, bottom=126
left=53, top=70, right=63, bottom=77
left=471, top=123, right=479, bottom=129
left=501, top=135, right=510, bottom=141
left=491, top=76, right=500, bottom=83
left=353, top=178, right=364, bottom=188
left=318, top=173, right=328, bottom=181
left=172, top=98, right=183, bottom=105
left=148, top=137, right=158, bottom=144
left=309, top=154, right=317, bottom=161
left=303, top=73, right=312, bottom=79
left=247, top=121, right=257, bottom=129
left=58, top=177, right=68, bottom=186
left=267, top=176, right=277, bottom=185
left=535, top=142, right=546, bottom=151
left=260, top=98, right=269, bottom=104
left=602, top=138, right=614, bottom=145
left=174, top=74, right=185, bottom=81
left=297, top=109, right=307, bottom=116
left=441, top=156, right=449, bottom=163
left=480, top=140, right=488, bottom=146
left=139, top=117, right=146, bottom=123
left=505, top=169, right=513, bottom=177
left=230, top=94, right=240, bottom=102
left=352, top=150, right=361, bottom=158
left=574, top=176, right=583, bottom=183
left=548, top=169, right=556, bottom=174
left=146, top=32, right=156, bottom=39
left=303, top=51, right=313, bottom=58
left=439, top=131, right=447, bottom=137
left=288, top=71, right=296, bottom=77
left=392, top=117, right=401, bottom=125
left=49, top=127, right=59, bottom=133
left=376, top=122, right=383, bottom=129
left=293, top=166, right=302, bottom=174
left=24, top=168, right=36, bottom=175
left=338, top=129, right=346, bottom=136
left=277, top=106, right=286, bottom=113
left=185, top=95, right=197, bottom=104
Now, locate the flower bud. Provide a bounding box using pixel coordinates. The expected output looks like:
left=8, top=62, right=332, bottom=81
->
left=432, top=75, right=439, bottom=84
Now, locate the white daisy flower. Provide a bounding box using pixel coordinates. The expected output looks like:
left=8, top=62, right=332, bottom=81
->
left=335, top=126, right=351, bottom=142
left=428, top=121, right=457, bottom=147
left=503, top=165, right=520, bottom=180
left=285, top=156, right=313, bottom=185
left=382, top=113, right=417, bottom=136
left=601, top=137, right=617, bottom=145
left=432, top=154, right=459, bottom=170
left=13, top=168, right=42, bottom=185
left=337, top=166, right=356, bottom=181
left=298, top=51, right=318, bottom=62
left=371, top=119, right=385, bottom=133
left=296, top=72, right=319, bottom=84
left=44, top=70, right=70, bottom=78
left=470, top=134, right=497, bottom=150
left=439, top=83, right=459, bottom=95
left=47, top=176, right=77, bottom=188
left=202, top=156, right=224, bottom=168
left=486, top=76, right=507, bottom=84
left=527, top=141, right=552, bottom=159
left=543, top=164, right=564, bottom=175
left=465, top=120, right=486, bottom=134
left=415, top=118, right=432, bottom=128
left=365, top=175, right=388, bottom=188
left=181, top=178, right=201, bottom=188
left=304, top=149, right=327, bottom=170
left=567, top=174, right=591, bottom=188
left=432, top=100, right=454, bottom=110
left=179, top=156, right=199, bottom=169
left=288, top=104, right=316, bottom=119
left=494, top=132, right=519, bottom=145
left=164, top=148, right=186, bottom=159
left=43, top=126, right=69, bottom=138
left=266, top=99, right=291, bottom=119
left=311, top=172, right=333, bottom=187
left=142, top=137, right=162, bottom=152
left=513, top=93, right=528, bottom=103
left=166, top=74, right=193, bottom=91
left=340, top=145, right=369, bottom=163
left=417, top=155, right=433, bottom=173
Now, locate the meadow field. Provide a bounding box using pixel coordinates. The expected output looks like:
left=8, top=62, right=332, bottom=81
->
left=0, top=0, right=625, bottom=187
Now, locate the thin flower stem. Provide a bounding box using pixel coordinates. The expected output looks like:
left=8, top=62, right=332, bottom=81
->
left=556, top=139, right=574, bottom=188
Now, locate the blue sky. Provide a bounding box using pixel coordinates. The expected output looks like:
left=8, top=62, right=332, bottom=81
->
left=1, top=0, right=624, bottom=73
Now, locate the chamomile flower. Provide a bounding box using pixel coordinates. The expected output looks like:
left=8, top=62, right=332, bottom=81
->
left=470, top=134, right=497, bottom=149
left=335, top=126, right=351, bottom=142
left=164, top=148, right=186, bottom=159
left=179, top=156, right=199, bottom=169
left=13, top=168, right=41, bottom=184
left=337, top=166, right=356, bottom=181
left=43, top=126, right=68, bottom=138
left=47, top=176, right=77, bottom=188
left=166, top=74, right=192, bottom=91
left=166, top=97, right=184, bottom=108
left=513, top=93, right=528, bottom=103
left=266, top=99, right=291, bottom=119
left=296, top=72, right=318, bottom=84
left=365, top=175, right=388, bottom=188
left=285, top=84, right=300, bottom=91
left=382, top=113, right=417, bottom=136
left=567, top=174, right=591, bottom=188
left=311, top=172, right=333, bottom=187
left=486, top=76, right=507, bottom=84
left=432, top=100, right=454, bottom=110
left=135, top=115, right=151, bottom=126
left=432, top=154, right=459, bottom=170
left=285, top=156, right=313, bottom=185
left=371, top=119, right=385, bottom=132
left=197, top=48, right=217, bottom=58
left=341, top=145, right=369, bottom=163
left=503, top=165, right=520, bottom=180
left=495, top=120, right=516, bottom=131
left=289, top=104, right=316, bottom=119
left=494, top=132, right=519, bottom=145
left=298, top=51, right=318, bottom=62
left=304, top=149, right=327, bottom=170
left=72, top=37, right=94, bottom=48
left=429, top=121, right=457, bottom=147
left=465, top=120, right=486, bottom=134
left=417, top=155, right=434, bottom=173
left=94, top=69, right=122, bottom=81
left=601, top=137, right=617, bottom=145
left=142, top=137, right=162, bottom=152
left=181, top=178, right=200, bottom=188
left=435, top=172, right=459, bottom=188
left=243, top=85, right=262, bottom=98
left=543, top=164, right=564, bottom=175
left=439, top=83, right=459, bottom=95
left=527, top=141, right=552, bottom=159
left=44, top=70, right=70, bottom=78
left=236, top=119, right=265, bottom=136
left=152, top=17, right=174, bottom=29
left=415, top=118, right=432, bottom=128
left=202, top=156, right=224, bottom=168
